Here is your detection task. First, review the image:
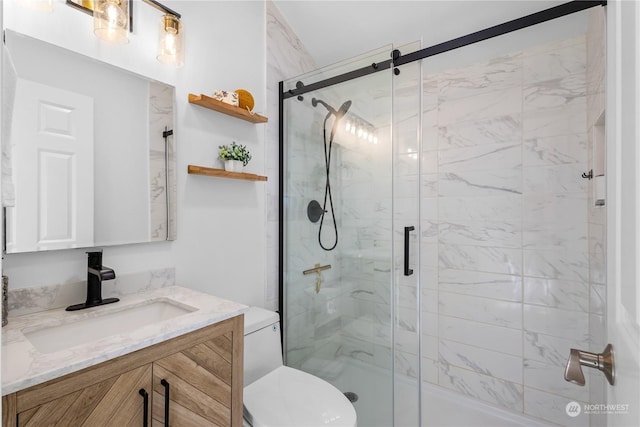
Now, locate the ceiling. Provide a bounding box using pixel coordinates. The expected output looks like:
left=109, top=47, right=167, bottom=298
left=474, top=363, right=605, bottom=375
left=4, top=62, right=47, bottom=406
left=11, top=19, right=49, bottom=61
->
left=271, top=0, right=584, bottom=68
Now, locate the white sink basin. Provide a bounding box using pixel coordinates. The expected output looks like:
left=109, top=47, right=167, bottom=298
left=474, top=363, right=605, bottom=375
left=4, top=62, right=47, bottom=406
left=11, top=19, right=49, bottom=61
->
left=23, top=299, right=196, bottom=354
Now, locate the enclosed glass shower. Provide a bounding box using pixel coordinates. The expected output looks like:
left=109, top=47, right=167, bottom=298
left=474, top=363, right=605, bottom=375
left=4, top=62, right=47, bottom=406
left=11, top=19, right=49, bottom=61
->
left=280, top=3, right=606, bottom=426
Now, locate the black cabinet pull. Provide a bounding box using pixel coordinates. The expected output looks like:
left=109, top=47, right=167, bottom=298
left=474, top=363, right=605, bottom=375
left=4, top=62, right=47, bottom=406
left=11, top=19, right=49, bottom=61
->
left=138, top=389, right=149, bottom=427
left=161, top=379, right=170, bottom=427
left=404, top=226, right=415, bottom=276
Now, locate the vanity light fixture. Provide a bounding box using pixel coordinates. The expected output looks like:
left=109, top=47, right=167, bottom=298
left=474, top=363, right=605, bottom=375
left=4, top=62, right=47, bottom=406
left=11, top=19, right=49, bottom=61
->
left=93, top=0, right=129, bottom=44
left=66, top=0, right=184, bottom=65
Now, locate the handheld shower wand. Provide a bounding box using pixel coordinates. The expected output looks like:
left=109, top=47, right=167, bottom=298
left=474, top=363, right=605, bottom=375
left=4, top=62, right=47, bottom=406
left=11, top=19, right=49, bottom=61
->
left=311, top=97, right=352, bottom=251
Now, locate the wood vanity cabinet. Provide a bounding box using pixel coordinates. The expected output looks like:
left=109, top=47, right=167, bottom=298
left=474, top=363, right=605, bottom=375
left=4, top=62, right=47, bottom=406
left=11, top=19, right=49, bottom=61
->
left=2, top=315, right=243, bottom=427
left=17, top=364, right=152, bottom=426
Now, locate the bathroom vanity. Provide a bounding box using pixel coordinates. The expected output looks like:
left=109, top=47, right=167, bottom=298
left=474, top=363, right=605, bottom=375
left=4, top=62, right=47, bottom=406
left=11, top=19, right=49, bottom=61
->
left=1, top=287, right=247, bottom=426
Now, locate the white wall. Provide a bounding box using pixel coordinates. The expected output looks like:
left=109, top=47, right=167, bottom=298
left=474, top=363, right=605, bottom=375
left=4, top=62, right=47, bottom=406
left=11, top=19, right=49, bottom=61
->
left=2, top=0, right=268, bottom=308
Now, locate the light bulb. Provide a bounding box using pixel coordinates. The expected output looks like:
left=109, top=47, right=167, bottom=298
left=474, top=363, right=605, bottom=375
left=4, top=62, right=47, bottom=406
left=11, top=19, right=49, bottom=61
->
left=373, top=136, right=379, bottom=144
left=345, top=121, right=351, bottom=132
left=158, top=14, right=184, bottom=66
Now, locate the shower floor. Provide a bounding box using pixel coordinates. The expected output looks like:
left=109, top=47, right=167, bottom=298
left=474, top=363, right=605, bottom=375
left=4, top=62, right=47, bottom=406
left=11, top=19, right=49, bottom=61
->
left=331, top=357, right=414, bottom=427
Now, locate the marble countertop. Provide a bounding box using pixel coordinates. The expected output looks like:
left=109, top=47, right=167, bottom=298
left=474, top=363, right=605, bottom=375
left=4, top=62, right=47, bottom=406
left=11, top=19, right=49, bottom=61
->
left=1, top=286, right=248, bottom=395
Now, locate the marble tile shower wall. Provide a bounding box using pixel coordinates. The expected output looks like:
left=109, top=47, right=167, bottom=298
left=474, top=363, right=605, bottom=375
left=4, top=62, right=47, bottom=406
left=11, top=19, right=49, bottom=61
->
left=420, top=34, right=602, bottom=426
left=282, top=111, right=344, bottom=370
left=267, top=1, right=352, bottom=375
left=336, top=131, right=395, bottom=372
left=266, top=0, right=318, bottom=311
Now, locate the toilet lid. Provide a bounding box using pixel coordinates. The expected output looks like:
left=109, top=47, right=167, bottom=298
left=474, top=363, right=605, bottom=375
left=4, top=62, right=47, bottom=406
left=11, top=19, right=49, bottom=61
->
left=244, top=366, right=357, bottom=427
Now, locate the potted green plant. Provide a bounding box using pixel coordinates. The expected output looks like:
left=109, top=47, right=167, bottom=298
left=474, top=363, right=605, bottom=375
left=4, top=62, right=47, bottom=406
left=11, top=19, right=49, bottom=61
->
left=218, top=141, right=252, bottom=172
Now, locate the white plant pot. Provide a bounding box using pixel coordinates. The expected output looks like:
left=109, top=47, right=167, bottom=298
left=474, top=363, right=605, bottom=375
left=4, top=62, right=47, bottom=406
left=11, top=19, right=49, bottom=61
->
left=224, top=160, right=244, bottom=172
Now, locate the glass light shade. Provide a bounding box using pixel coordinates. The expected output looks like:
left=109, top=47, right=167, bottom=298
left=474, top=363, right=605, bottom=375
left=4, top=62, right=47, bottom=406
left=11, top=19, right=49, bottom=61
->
left=157, top=14, right=184, bottom=67
left=16, top=0, right=53, bottom=12
left=93, top=0, right=129, bottom=44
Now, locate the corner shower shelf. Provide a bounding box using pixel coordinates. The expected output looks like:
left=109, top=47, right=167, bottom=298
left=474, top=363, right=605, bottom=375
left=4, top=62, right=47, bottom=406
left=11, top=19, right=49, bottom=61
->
left=187, top=165, right=268, bottom=182
left=188, top=94, right=268, bottom=124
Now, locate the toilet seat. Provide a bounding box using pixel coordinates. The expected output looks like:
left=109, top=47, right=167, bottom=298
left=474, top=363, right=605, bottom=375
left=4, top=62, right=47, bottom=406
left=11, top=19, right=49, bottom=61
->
left=243, top=366, right=357, bottom=427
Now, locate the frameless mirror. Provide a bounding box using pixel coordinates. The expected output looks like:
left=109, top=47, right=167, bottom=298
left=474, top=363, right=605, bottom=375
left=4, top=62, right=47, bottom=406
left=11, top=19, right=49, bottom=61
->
left=2, top=30, right=177, bottom=253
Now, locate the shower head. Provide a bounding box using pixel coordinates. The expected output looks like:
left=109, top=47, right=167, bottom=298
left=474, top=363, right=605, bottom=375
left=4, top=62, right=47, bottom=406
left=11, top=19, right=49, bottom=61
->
left=336, top=100, right=352, bottom=119
left=312, top=98, right=352, bottom=120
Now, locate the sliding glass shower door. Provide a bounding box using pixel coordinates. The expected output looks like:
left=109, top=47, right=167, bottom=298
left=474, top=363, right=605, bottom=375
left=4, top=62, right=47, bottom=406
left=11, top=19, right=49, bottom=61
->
left=390, top=41, right=422, bottom=427
left=281, top=46, right=402, bottom=426
left=415, top=8, right=605, bottom=426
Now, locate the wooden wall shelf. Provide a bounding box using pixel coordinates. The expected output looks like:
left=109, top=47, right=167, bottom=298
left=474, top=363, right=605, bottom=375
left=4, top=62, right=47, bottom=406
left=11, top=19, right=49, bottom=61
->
left=188, top=94, right=268, bottom=124
left=187, top=165, right=268, bottom=182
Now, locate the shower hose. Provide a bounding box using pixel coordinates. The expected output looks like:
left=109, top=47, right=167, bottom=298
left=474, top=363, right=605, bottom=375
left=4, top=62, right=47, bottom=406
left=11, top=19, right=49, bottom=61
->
left=319, top=112, right=339, bottom=251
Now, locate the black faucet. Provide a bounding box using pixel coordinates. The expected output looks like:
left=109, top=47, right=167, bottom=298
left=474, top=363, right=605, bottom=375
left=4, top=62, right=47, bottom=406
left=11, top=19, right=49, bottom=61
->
left=66, top=251, right=119, bottom=311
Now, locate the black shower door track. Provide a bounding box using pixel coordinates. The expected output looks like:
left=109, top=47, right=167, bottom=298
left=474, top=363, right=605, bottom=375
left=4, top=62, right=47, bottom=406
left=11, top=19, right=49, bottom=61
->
left=277, top=0, right=606, bottom=337
left=280, top=0, right=606, bottom=100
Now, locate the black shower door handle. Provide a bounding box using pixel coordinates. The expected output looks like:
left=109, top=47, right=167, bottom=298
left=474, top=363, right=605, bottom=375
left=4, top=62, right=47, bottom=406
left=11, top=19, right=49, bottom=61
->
left=404, top=226, right=415, bottom=276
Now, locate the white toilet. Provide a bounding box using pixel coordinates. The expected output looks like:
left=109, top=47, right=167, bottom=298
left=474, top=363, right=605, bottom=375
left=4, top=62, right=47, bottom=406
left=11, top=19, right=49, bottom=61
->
left=243, top=306, right=357, bottom=427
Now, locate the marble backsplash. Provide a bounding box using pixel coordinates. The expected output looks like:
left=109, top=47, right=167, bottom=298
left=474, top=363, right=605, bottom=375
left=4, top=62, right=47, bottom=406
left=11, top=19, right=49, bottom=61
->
left=6, top=267, right=175, bottom=318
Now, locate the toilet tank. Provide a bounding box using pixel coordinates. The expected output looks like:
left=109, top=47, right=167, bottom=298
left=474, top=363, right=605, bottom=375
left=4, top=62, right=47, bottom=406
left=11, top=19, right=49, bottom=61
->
left=243, top=306, right=283, bottom=386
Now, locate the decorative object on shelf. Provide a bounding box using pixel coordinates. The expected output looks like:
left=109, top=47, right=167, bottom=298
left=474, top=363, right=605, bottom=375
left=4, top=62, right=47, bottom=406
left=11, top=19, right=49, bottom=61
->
left=235, top=89, right=255, bottom=111
left=219, top=141, right=252, bottom=172
left=212, top=90, right=239, bottom=106
left=223, top=160, right=243, bottom=172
